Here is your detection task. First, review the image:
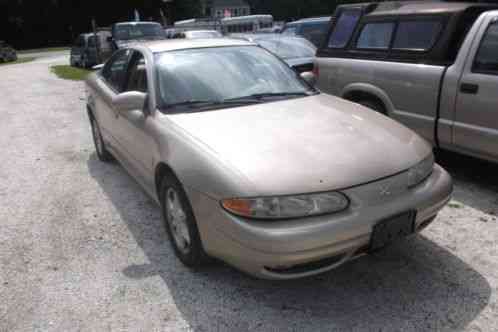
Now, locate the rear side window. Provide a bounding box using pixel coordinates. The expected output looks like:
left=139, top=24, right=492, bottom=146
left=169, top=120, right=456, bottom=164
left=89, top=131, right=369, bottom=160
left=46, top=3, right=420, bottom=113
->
left=393, top=20, right=442, bottom=51
left=473, top=22, right=498, bottom=74
left=356, top=22, right=395, bottom=50
left=328, top=9, right=362, bottom=48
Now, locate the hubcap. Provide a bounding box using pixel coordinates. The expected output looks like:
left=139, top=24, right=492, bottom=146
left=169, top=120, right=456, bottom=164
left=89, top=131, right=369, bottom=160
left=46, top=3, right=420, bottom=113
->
left=165, top=188, right=191, bottom=254
left=92, top=120, right=103, bottom=155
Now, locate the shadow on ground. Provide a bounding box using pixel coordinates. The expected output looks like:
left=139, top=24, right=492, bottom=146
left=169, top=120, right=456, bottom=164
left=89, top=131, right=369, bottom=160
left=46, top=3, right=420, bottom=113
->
left=436, top=149, right=498, bottom=215
left=88, top=153, right=491, bottom=331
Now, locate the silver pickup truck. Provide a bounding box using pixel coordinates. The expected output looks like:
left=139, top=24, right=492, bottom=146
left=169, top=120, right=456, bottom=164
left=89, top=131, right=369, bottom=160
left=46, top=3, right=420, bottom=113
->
left=316, top=1, right=498, bottom=163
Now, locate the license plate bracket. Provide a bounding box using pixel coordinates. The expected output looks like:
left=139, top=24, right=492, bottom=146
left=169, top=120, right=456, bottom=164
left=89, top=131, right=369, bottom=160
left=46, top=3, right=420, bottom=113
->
left=370, top=211, right=416, bottom=251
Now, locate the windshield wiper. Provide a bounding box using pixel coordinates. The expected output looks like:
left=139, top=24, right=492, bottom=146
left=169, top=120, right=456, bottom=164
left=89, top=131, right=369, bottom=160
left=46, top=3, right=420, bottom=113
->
left=249, top=92, right=311, bottom=99
left=165, top=98, right=262, bottom=112
left=166, top=100, right=221, bottom=108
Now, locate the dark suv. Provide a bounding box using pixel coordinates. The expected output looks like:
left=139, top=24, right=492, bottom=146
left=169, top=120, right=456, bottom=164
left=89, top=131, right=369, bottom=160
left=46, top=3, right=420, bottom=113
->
left=70, top=32, right=112, bottom=68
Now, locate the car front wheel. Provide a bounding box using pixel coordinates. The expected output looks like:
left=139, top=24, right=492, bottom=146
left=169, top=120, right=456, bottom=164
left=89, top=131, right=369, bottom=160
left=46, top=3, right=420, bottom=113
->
left=160, top=175, right=209, bottom=268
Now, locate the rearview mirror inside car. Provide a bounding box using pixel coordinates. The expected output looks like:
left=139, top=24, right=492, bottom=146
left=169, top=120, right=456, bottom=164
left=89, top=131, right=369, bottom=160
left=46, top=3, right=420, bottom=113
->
left=300, top=71, right=317, bottom=87
left=112, top=91, right=147, bottom=112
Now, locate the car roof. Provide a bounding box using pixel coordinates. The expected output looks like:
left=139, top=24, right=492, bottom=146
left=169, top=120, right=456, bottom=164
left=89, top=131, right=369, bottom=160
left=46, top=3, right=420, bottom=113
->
left=114, top=21, right=162, bottom=26
left=348, top=1, right=498, bottom=17
left=287, top=16, right=331, bottom=25
left=185, top=30, right=220, bottom=33
left=137, top=38, right=255, bottom=54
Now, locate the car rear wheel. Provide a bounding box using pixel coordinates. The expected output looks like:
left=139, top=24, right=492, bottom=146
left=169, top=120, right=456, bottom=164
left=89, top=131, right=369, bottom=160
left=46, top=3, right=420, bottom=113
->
left=81, top=56, right=88, bottom=69
left=90, top=117, right=113, bottom=162
left=160, top=175, right=210, bottom=268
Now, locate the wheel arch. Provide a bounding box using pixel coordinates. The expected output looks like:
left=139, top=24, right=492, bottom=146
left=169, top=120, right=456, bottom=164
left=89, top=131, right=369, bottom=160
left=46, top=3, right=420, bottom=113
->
left=341, top=83, right=395, bottom=116
left=154, top=162, right=181, bottom=202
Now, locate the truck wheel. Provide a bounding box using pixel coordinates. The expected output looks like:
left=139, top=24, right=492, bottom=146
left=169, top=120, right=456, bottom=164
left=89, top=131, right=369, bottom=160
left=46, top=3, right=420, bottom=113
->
left=358, top=99, right=387, bottom=116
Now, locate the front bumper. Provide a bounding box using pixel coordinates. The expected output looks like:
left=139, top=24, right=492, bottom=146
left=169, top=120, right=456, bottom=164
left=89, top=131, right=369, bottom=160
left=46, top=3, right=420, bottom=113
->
left=187, top=164, right=452, bottom=280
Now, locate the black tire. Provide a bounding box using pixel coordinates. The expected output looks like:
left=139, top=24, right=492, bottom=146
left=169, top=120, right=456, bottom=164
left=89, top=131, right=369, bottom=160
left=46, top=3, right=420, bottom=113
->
left=90, top=116, right=113, bottom=162
left=357, top=99, right=387, bottom=115
left=160, top=175, right=210, bottom=268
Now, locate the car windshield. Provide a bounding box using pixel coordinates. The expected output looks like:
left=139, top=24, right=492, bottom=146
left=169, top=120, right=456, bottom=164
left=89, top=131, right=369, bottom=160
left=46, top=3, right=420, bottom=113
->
left=156, top=46, right=315, bottom=111
left=114, top=23, right=165, bottom=41
left=256, top=37, right=316, bottom=59
left=187, top=31, right=222, bottom=39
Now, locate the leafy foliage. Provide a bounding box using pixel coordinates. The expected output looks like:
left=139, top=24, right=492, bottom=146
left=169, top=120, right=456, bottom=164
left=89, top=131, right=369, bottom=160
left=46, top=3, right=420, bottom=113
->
left=0, top=0, right=354, bottom=49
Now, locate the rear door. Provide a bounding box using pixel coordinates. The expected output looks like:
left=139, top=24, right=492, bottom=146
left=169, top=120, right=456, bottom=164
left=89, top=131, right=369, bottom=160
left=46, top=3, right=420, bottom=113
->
left=454, top=15, right=498, bottom=160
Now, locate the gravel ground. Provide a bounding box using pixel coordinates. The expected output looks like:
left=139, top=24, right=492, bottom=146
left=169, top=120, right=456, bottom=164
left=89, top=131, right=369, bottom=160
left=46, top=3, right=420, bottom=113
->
left=0, top=54, right=497, bottom=332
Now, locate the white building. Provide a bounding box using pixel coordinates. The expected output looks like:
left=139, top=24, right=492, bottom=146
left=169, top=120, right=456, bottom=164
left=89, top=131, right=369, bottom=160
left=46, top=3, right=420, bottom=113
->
left=201, top=0, right=251, bottom=19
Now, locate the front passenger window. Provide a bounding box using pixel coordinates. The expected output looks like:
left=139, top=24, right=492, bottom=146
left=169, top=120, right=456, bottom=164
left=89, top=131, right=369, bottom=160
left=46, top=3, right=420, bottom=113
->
left=102, top=50, right=132, bottom=92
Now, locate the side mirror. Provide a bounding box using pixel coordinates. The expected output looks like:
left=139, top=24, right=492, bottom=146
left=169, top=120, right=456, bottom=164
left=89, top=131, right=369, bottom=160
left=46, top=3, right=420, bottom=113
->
left=91, top=63, right=104, bottom=71
left=300, top=71, right=317, bottom=87
left=112, top=91, right=147, bottom=112
left=107, top=36, right=113, bottom=42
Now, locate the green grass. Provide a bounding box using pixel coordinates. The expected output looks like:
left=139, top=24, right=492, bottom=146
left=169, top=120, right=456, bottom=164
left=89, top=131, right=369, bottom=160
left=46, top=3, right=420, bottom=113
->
left=0, top=57, right=36, bottom=66
left=18, top=46, right=69, bottom=54
left=51, top=65, right=91, bottom=81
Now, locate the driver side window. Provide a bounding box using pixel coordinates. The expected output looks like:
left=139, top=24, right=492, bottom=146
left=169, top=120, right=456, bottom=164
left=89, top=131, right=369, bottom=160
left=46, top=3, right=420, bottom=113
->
left=102, top=49, right=132, bottom=93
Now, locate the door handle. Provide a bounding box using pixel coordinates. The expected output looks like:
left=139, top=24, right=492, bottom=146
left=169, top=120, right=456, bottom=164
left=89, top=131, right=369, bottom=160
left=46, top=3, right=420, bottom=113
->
left=460, top=83, right=479, bottom=94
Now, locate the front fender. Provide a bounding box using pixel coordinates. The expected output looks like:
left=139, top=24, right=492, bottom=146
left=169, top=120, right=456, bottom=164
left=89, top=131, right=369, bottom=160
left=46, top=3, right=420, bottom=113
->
left=152, top=115, right=256, bottom=200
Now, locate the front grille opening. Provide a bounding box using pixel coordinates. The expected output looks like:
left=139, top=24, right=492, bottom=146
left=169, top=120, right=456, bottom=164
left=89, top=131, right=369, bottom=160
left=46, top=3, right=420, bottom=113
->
left=265, top=252, right=346, bottom=275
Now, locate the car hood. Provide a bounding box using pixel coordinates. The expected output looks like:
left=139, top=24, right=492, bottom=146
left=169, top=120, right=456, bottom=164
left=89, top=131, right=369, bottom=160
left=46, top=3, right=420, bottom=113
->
left=165, top=94, right=432, bottom=196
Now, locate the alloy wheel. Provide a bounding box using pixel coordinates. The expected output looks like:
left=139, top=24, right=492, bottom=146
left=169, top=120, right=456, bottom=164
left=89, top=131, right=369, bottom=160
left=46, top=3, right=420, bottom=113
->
left=165, top=187, right=191, bottom=254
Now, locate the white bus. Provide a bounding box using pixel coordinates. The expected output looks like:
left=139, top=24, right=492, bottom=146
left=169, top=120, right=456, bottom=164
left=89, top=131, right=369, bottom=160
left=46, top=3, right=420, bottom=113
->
left=221, top=15, right=274, bottom=34
left=173, top=15, right=274, bottom=35
left=173, top=18, right=223, bottom=32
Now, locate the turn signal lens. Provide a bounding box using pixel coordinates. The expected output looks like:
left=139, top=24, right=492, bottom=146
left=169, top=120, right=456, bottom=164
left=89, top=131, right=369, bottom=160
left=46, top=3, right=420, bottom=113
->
left=407, top=154, right=435, bottom=187
left=221, top=191, right=349, bottom=220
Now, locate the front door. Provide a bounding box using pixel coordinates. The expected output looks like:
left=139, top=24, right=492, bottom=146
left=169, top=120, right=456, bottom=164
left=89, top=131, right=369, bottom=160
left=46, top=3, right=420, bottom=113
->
left=454, top=16, right=498, bottom=160
left=113, top=51, right=156, bottom=190
left=96, top=49, right=133, bottom=156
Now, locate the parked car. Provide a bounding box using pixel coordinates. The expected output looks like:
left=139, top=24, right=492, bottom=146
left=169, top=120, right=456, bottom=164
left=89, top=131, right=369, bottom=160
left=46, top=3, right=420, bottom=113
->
left=85, top=39, right=452, bottom=280
left=174, top=30, right=223, bottom=39
left=109, top=22, right=166, bottom=51
left=315, top=1, right=498, bottom=164
left=0, top=41, right=17, bottom=63
left=233, top=34, right=317, bottom=73
left=70, top=32, right=112, bottom=68
left=252, top=35, right=317, bottom=73
left=282, top=16, right=332, bottom=47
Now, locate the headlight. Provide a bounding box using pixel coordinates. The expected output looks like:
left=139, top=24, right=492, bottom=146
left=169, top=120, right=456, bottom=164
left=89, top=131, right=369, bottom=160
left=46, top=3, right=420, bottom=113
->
left=221, top=191, right=349, bottom=220
left=407, top=154, right=434, bottom=187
